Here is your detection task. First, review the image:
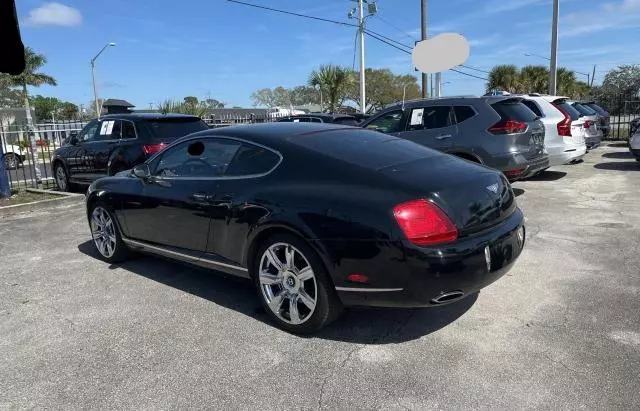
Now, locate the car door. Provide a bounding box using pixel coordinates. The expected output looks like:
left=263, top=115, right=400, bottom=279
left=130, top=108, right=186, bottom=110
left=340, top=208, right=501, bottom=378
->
left=66, top=120, right=100, bottom=182
left=203, top=140, right=282, bottom=266
left=88, top=119, right=122, bottom=178
left=395, top=105, right=456, bottom=151
left=120, top=137, right=240, bottom=252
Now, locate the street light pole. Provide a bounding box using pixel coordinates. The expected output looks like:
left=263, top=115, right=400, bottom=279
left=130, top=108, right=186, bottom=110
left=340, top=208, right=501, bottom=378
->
left=91, top=42, right=115, bottom=118
left=421, top=0, right=428, bottom=98
left=358, top=0, right=366, bottom=113
left=549, top=0, right=559, bottom=95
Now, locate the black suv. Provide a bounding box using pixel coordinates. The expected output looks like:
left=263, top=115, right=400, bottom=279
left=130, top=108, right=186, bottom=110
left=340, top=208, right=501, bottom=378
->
left=51, top=113, right=208, bottom=191
left=277, top=113, right=362, bottom=126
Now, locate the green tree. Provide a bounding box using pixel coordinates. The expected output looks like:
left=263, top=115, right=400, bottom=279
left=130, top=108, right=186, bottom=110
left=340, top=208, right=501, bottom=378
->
left=203, top=98, right=225, bottom=109
left=520, top=66, right=548, bottom=94
left=308, top=64, right=352, bottom=113
left=557, top=67, right=577, bottom=96
left=347, top=68, right=420, bottom=111
left=250, top=88, right=277, bottom=108
left=487, top=65, right=522, bottom=93
left=59, top=102, right=79, bottom=119
left=289, top=86, right=320, bottom=106
left=0, top=76, right=20, bottom=107
left=183, top=96, right=199, bottom=106
left=601, top=65, right=640, bottom=95
left=31, top=95, right=61, bottom=121
left=3, top=47, right=57, bottom=128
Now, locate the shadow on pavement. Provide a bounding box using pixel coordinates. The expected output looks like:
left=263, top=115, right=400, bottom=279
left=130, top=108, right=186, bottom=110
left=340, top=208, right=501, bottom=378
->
left=524, top=170, right=567, bottom=181
left=512, top=188, right=525, bottom=197
left=602, top=151, right=634, bottom=159
left=78, top=240, right=476, bottom=343
left=594, top=162, right=640, bottom=171
left=607, top=142, right=629, bottom=148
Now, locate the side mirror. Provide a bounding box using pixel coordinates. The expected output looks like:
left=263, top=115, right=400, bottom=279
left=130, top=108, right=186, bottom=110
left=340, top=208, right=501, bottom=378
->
left=133, top=164, right=150, bottom=179
left=69, top=132, right=79, bottom=145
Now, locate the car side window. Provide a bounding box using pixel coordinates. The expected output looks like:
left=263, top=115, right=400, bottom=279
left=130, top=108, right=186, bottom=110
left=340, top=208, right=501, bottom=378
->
left=522, top=101, right=543, bottom=117
left=453, top=106, right=476, bottom=124
left=121, top=121, right=137, bottom=139
left=153, top=138, right=241, bottom=178
left=365, top=110, right=403, bottom=133
left=407, top=106, right=452, bottom=131
left=225, top=144, right=280, bottom=176
left=79, top=121, right=100, bottom=142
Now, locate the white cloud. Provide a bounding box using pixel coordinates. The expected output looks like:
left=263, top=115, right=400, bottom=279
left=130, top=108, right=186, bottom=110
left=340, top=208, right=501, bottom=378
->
left=25, top=3, right=82, bottom=27
left=562, top=0, right=640, bottom=36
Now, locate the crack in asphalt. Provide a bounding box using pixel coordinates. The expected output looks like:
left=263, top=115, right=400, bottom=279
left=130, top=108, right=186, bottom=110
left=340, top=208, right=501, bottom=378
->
left=543, top=353, right=583, bottom=375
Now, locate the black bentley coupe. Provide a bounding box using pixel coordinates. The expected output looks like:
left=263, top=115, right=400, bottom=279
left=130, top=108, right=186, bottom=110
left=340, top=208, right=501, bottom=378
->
left=85, top=122, right=525, bottom=333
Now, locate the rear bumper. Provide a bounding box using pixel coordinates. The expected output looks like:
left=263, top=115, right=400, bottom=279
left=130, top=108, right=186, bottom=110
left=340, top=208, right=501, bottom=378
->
left=488, top=152, right=549, bottom=181
left=585, top=134, right=602, bottom=148
left=631, top=148, right=640, bottom=160
left=600, top=125, right=610, bottom=137
left=549, top=144, right=587, bottom=166
left=332, top=208, right=525, bottom=308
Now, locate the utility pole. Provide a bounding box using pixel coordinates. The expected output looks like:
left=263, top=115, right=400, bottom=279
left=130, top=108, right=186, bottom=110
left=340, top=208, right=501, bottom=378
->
left=591, top=64, right=596, bottom=87
left=421, top=0, right=428, bottom=98
left=91, top=42, right=115, bottom=118
left=358, top=0, right=366, bottom=113
left=435, top=72, right=441, bottom=97
left=549, top=0, right=559, bottom=95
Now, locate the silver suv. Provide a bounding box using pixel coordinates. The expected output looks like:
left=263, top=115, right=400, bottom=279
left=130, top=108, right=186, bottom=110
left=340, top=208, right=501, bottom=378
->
left=361, top=96, right=549, bottom=181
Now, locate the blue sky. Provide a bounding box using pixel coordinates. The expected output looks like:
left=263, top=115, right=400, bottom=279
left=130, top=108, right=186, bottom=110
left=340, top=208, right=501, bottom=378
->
left=16, top=0, right=640, bottom=109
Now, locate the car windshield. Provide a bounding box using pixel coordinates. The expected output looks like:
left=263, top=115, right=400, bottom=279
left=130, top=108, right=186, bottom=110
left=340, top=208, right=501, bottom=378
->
left=145, top=118, right=209, bottom=140
left=554, top=101, right=582, bottom=120
left=491, top=100, right=538, bottom=122
left=572, top=103, right=597, bottom=116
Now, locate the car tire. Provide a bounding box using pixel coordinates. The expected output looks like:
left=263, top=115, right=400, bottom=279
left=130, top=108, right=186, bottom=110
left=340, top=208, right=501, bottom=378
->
left=54, top=163, right=74, bottom=192
left=253, top=233, right=343, bottom=334
left=4, top=153, right=18, bottom=170
left=89, top=201, right=129, bottom=264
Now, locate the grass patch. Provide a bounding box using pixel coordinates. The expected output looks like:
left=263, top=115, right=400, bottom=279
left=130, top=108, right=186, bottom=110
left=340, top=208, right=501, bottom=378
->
left=0, top=190, right=58, bottom=206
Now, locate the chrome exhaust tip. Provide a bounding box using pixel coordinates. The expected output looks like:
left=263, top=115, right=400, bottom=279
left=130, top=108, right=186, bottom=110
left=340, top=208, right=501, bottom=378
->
left=431, top=290, right=465, bottom=305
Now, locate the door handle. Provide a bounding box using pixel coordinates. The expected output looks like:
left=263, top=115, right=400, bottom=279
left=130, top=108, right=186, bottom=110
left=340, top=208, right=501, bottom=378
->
left=192, top=192, right=213, bottom=202
left=436, top=134, right=452, bottom=140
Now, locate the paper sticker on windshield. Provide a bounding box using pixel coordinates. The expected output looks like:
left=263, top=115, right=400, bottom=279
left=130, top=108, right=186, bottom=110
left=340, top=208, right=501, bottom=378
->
left=99, top=121, right=109, bottom=135
left=410, top=108, right=424, bottom=126
left=105, top=121, right=115, bottom=135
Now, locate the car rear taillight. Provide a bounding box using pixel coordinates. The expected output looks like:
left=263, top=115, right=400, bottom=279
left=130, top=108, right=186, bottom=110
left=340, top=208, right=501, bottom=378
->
left=143, top=143, right=166, bottom=155
left=555, top=106, right=572, bottom=137
left=583, top=120, right=592, bottom=129
left=488, top=120, right=528, bottom=134
left=393, top=199, right=458, bottom=246
left=504, top=167, right=526, bottom=180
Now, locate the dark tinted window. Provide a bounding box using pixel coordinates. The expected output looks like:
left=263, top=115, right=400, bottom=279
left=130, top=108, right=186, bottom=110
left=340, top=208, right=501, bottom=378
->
left=492, top=101, right=538, bottom=122
left=277, top=117, right=293, bottom=122
left=522, top=101, right=543, bottom=117
left=121, top=121, right=137, bottom=139
left=572, top=103, right=597, bottom=116
left=585, top=103, right=608, bottom=116
left=554, top=101, right=581, bottom=120
left=154, top=138, right=241, bottom=177
left=225, top=144, right=280, bottom=176
left=365, top=110, right=404, bottom=133
left=79, top=120, right=100, bottom=142
left=453, top=106, right=476, bottom=123
left=97, top=120, right=121, bottom=140
left=294, top=129, right=438, bottom=170
left=146, top=117, right=208, bottom=140
left=333, top=117, right=360, bottom=126
left=406, top=106, right=452, bottom=131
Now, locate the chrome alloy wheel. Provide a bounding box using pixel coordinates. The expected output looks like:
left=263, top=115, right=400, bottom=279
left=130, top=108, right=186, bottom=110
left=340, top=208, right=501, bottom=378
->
left=259, top=242, right=318, bottom=325
left=91, top=206, right=117, bottom=258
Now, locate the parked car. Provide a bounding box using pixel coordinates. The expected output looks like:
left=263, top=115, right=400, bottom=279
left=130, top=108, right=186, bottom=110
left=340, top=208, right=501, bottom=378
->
left=540, top=97, right=602, bottom=150
left=1, top=140, right=25, bottom=170
left=630, top=116, right=640, bottom=139
left=85, top=123, right=525, bottom=333
left=277, top=113, right=361, bottom=126
left=581, top=101, right=610, bottom=137
left=360, top=96, right=549, bottom=181
left=520, top=95, right=586, bottom=166
left=51, top=113, right=208, bottom=191
left=630, top=123, right=640, bottom=161
left=568, top=101, right=603, bottom=148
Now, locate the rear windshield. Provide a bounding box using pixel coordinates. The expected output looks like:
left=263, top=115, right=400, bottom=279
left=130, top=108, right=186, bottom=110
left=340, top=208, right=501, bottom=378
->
left=572, top=103, right=597, bottom=116
left=553, top=102, right=581, bottom=121
left=146, top=118, right=208, bottom=139
left=293, top=129, right=437, bottom=169
left=585, top=103, right=608, bottom=116
left=491, top=101, right=538, bottom=122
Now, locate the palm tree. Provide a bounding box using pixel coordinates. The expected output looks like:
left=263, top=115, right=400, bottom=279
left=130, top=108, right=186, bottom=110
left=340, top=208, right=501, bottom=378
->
left=6, top=47, right=57, bottom=127
left=520, top=65, right=548, bottom=93
left=486, top=65, right=521, bottom=93
left=308, top=65, right=352, bottom=113
left=557, top=67, right=577, bottom=97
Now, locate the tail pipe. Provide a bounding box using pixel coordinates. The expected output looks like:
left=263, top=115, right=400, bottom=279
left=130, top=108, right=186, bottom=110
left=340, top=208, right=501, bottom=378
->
left=431, top=290, right=465, bottom=305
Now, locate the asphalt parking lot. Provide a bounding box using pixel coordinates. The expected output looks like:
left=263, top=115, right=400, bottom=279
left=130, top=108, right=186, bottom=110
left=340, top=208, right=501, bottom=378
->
left=1, top=143, right=638, bottom=409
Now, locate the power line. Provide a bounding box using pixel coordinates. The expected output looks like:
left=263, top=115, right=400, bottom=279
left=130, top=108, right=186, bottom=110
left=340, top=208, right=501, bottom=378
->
left=449, top=68, right=488, bottom=81
left=374, top=15, right=417, bottom=42
left=459, top=64, right=490, bottom=74
left=364, top=30, right=413, bottom=54
left=224, top=0, right=358, bottom=28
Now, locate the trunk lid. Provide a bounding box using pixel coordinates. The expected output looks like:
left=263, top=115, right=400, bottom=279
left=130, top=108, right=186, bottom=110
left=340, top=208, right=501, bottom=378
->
left=379, top=155, right=517, bottom=235
left=490, top=99, right=545, bottom=160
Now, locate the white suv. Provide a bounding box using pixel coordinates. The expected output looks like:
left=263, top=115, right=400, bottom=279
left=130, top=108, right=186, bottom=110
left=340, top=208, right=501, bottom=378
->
left=1, top=140, right=25, bottom=170
left=630, top=124, right=640, bottom=162
left=520, top=95, right=587, bottom=166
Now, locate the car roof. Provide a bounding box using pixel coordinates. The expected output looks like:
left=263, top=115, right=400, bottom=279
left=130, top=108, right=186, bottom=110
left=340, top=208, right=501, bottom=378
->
left=99, top=113, right=202, bottom=121
left=190, top=122, right=354, bottom=150
left=382, top=95, right=521, bottom=111
left=281, top=113, right=356, bottom=121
